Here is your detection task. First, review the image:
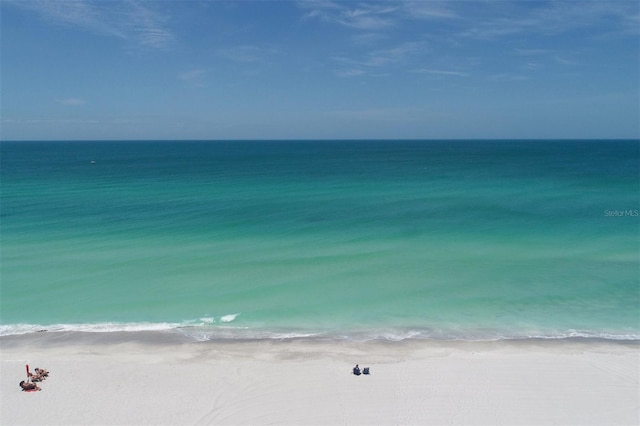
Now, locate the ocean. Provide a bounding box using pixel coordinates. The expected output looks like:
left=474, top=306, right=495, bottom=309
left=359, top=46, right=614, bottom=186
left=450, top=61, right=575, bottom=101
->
left=1, top=140, right=638, bottom=342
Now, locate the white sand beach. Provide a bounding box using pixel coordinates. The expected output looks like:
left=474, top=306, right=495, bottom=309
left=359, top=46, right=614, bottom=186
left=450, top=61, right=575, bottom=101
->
left=1, top=334, right=638, bottom=425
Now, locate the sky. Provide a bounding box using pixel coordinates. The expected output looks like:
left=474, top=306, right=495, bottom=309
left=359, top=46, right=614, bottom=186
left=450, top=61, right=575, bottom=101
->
left=1, top=0, right=639, bottom=140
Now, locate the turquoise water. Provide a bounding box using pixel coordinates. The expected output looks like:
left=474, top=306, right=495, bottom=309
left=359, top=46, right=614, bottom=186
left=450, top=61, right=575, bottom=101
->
left=1, top=140, right=638, bottom=341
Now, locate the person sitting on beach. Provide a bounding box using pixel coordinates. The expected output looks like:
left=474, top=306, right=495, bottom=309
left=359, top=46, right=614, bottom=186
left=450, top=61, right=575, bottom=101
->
left=353, top=364, right=361, bottom=376
left=28, top=373, right=43, bottom=382
left=34, top=368, right=49, bottom=378
left=30, top=368, right=49, bottom=381
left=19, top=381, right=41, bottom=392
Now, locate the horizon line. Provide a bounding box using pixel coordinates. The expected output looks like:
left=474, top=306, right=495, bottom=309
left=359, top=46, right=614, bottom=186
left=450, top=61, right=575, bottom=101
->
left=2, top=138, right=639, bottom=143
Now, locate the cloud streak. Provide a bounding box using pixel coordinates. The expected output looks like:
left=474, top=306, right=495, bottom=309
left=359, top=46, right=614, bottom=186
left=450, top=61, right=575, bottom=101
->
left=303, top=1, right=638, bottom=83
left=301, top=0, right=639, bottom=40
left=300, top=0, right=458, bottom=30
left=301, top=1, right=397, bottom=30
left=457, top=0, right=640, bottom=40
left=178, top=69, right=208, bottom=81
left=332, top=41, right=425, bottom=77
left=7, top=0, right=174, bottom=49
left=413, top=69, right=467, bottom=77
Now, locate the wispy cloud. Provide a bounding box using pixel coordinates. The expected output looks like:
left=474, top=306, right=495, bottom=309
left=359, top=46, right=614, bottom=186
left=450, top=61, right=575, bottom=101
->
left=412, top=69, right=467, bottom=77
left=512, top=48, right=577, bottom=68
left=178, top=68, right=209, bottom=88
left=297, top=2, right=457, bottom=79
left=399, top=1, right=459, bottom=20
left=301, top=0, right=457, bottom=30
left=366, top=42, right=424, bottom=66
left=178, top=69, right=208, bottom=81
left=458, top=1, right=640, bottom=40
left=123, top=1, right=173, bottom=48
left=307, top=0, right=637, bottom=83
left=332, top=41, right=425, bottom=76
left=554, top=56, right=576, bottom=66
left=340, top=6, right=397, bottom=30
left=7, top=0, right=174, bottom=49
left=334, top=68, right=366, bottom=78
left=301, top=1, right=397, bottom=30
left=302, top=0, right=639, bottom=42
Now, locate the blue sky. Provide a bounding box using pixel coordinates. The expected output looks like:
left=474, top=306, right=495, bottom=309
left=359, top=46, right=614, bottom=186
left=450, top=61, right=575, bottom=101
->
left=2, top=0, right=638, bottom=140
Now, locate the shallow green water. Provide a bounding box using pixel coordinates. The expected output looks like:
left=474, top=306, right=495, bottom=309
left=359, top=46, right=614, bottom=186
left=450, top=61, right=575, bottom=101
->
left=1, top=140, right=638, bottom=340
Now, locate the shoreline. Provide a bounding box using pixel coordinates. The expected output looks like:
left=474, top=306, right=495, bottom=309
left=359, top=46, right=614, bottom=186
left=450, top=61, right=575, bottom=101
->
left=2, top=328, right=640, bottom=346
left=2, top=323, right=638, bottom=344
left=1, top=335, right=638, bottom=425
